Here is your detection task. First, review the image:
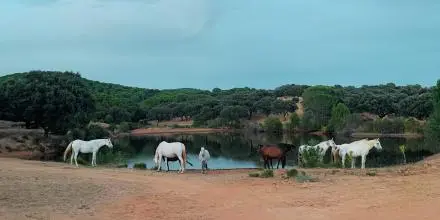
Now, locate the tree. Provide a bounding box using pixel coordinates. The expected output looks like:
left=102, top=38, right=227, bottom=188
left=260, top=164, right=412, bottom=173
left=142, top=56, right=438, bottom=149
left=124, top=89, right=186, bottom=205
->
left=328, top=103, right=351, bottom=132
left=425, top=80, right=440, bottom=152
left=0, top=71, right=95, bottom=136
left=271, top=99, right=296, bottom=118
left=288, top=113, right=301, bottom=132
left=219, top=105, right=249, bottom=127
left=263, top=117, right=283, bottom=134
left=253, top=97, right=275, bottom=116
left=302, top=86, right=340, bottom=130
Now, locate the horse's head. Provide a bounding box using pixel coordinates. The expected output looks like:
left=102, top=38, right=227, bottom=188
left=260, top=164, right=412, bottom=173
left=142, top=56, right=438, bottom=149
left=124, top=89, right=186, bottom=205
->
left=200, top=146, right=206, bottom=152
left=372, top=138, right=383, bottom=151
left=106, top=138, right=114, bottom=148
left=327, top=138, right=337, bottom=148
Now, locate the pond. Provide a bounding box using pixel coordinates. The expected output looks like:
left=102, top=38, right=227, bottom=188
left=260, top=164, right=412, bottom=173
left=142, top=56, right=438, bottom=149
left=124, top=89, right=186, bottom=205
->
left=111, top=132, right=435, bottom=170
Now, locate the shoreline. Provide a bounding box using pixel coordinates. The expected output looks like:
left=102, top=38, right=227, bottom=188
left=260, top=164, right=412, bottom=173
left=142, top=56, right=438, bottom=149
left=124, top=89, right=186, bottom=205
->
left=350, top=132, right=423, bottom=139
left=130, top=127, right=234, bottom=136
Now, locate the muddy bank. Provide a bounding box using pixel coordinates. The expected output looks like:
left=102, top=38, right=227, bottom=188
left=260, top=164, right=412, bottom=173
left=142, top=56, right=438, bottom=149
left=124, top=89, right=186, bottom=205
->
left=0, top=128, right=68, bottom=161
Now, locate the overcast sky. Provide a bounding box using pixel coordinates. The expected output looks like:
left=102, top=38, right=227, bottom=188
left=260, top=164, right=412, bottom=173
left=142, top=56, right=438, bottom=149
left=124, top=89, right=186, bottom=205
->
left=1, top=0, right=439, bottom=89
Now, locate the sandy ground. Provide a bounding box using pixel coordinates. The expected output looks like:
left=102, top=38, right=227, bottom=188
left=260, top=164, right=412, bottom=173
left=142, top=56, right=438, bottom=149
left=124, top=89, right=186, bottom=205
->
left=1, top=157, right=440, bottom=220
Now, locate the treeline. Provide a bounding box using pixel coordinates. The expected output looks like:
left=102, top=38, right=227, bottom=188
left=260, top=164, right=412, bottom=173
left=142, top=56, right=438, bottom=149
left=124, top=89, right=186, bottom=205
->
left=0, top=71, right=437, bottom=136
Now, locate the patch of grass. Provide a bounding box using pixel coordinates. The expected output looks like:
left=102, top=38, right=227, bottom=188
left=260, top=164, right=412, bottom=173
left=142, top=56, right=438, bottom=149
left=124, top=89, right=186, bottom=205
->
left=286, top=169, right=299, bottom=178
left=248, top=169, right=274, bottom=178
left=295, top=171, right=318, bottom=183
left=260, top=169, right=274, bottom=178
left=366, top=170, right=377, bottom=176
left=248, top=172, right=260, bottom=178
left=133, top=162, right=147, bottom=170
left=116, top=163, right=128, bottom=168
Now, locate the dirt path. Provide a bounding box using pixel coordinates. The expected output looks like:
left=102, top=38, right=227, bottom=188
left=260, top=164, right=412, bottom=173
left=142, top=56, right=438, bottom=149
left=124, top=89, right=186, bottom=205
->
left=1, top=158, right=440, bottom=220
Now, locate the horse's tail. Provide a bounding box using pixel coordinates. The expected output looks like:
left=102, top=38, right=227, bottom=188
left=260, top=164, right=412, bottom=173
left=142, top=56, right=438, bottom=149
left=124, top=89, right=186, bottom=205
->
left=186, top=160, right=193, bottom=166
left=181, top=143, right=187, bottom=169
left=63, top=141, right=73, bottom=161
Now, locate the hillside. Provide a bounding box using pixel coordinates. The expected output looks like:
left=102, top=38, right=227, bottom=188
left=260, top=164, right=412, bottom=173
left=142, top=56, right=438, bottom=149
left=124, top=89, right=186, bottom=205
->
left=0, top=71, right=435, bottom=133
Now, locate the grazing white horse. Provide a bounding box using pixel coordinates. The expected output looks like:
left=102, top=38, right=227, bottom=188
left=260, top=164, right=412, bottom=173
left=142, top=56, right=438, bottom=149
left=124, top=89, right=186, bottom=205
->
left=63, top=138, right=113, bottom=167
left=337, top=138, right=383, bottom=169
left=154, top=141, right=187, bottom=173
left=198, top=147, right=210, bottom=174
left=298, top=138, right=337, bottom=165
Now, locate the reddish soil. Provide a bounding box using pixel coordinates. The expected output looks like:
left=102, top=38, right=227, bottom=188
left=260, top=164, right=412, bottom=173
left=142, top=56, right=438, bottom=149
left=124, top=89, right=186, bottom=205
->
left=1, top=156, right=440, bottom=220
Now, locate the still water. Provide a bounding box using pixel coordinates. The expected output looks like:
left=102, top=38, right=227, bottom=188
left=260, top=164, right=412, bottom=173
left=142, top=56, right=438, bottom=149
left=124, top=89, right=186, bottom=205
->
left=115, top=132, right=434, bottom=170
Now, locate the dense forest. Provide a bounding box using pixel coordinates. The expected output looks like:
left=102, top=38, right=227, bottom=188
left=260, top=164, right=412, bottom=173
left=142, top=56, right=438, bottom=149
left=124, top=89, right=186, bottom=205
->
left=0, top=71, right=437, bottom=138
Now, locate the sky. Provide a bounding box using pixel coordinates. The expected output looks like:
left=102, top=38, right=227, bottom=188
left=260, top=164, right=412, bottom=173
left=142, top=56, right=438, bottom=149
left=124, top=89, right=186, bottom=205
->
left=1, top=0, right=439, bottom=90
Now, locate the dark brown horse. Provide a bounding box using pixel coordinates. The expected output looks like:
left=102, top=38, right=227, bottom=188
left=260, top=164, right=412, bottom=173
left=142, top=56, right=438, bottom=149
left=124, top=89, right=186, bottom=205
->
left=257, top=144, right=292, bottom=169
left=161, top=156, right=193, bottom=171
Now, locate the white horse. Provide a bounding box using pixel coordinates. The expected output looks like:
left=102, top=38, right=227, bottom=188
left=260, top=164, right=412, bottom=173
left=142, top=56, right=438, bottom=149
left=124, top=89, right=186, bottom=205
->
left=331, top=138, right=367, bottom=163
left=337, top=138, right=383, bottom=169
left=154, top=141, right=187, bottom=173
left=63, top=138, right=113, bottom=167
left=298, top=138, right=337, bottom=165
left=198, top=147, right=210, bottom=174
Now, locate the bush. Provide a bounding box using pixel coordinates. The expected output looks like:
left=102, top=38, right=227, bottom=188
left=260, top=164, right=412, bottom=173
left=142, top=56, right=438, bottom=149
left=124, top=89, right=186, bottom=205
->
left=286, top=169, right=299, bottom=178
left=263, top=117, right=283, bottom=134
left=300, top=147, right=321, bottom=168
left=248, top=172, right=260, bottom=177
left=366, top=170, right=377, bottom=176
left=260, top=169, right=274, bottom=178
left=287, top=113, right=301, bottom=132
left=133, top=162, right=147, bottom=169
left=118, top=122, right=131, bottom=132
left=295, top=171, right=318, bottom=183
left=249, top=169, right=274, bottom=178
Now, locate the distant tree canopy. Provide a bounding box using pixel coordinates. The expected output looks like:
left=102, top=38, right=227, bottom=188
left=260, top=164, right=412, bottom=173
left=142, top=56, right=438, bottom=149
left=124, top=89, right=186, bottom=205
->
left=0, top=71, right=95, bottom=135
left=0, top=71, right=436, bottom=134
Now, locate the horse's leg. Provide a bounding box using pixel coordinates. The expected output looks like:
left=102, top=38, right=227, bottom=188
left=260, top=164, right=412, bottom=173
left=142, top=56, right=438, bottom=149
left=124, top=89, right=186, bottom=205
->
left=74, top=151, right=79, bottom=168
left=361, top=155, right=366, bottom=169
left=92, top=152, right=96, bottom=167
left=164, top=157, right=169, bottom=172
left=270, top=159, right=273, bottom=169
left=341, top=155, right=345, bottom=168
left=351, top=157, right=356, bottom=169
left=70, top=150, right=74, bottom=165
left=177, top=155, right=184, bottom=173
left=157, top=154, right=162, bottom=172
left=276, top=158, right=280, bottom=169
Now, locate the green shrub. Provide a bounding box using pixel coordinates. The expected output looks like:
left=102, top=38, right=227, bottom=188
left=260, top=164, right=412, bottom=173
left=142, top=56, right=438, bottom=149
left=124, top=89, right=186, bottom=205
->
left=286, top=169, right=299, bottom=178
left=248, top=172, right=260, bottom=178
left=118, top=122, right=131, bottom=132
left=133, top=162, right=147, bottom=169
left=300, top=147, right=321, bottom=168
left=117, top=163, right=128, bottom=168
left=264, top=117, right=283, bottom=134
left=287, top=113, right=301, bottom=132
left=366, top=170, right=377, bottom=176
left=295, top=171, right=318, bottom=183
left=260, top=169, right=274, bottom=178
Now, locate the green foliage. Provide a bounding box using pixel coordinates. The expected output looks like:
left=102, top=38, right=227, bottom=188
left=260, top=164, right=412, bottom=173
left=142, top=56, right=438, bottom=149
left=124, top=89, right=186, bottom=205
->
left=425, top=80, right=440, bottom=153
left=295, top=171, right=318, bottom=183
left=133, top=162, right=147, bottom=169
left=299, top=147, right=321, bottom=168
left=399, top=144, right=407, bottom=164
left=328, top=103, right=350, bottom=132
left=366, top=170, right=377, bottom=176
left=286, top=169, right=299, bottom=178
left=287, top=113, right=301, bottom=132
left=263, top=117, right=283, bottom=134
left=271, top=99, right=296, bottom=118
left=302, top=86, right=340, bottom=131
left=362, top=118, right=406, bottom=134
left=259, top=169, right=274, bottom=178
left=0, top=71, right=95, bottom=135
left=248, top=172, right=260, bottom=177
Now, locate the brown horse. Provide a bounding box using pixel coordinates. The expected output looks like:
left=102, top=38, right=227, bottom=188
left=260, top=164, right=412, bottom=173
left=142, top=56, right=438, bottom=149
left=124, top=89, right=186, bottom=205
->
left=257, top=144, right=291, bottom=169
